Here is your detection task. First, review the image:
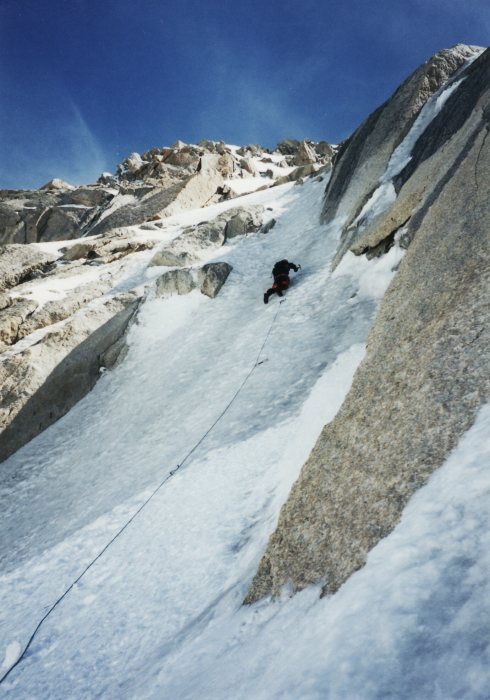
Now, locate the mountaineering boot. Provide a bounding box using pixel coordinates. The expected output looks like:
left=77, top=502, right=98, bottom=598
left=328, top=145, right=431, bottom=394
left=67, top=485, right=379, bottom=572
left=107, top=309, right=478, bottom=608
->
left=276, top=288, right=283, bottom=297
left=264, top=292, right=269, bottom=304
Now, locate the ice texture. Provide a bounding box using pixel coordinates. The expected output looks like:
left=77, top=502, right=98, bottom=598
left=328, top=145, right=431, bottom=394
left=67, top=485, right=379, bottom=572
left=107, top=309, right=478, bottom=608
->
left=0, top=173, right=488, bottom=699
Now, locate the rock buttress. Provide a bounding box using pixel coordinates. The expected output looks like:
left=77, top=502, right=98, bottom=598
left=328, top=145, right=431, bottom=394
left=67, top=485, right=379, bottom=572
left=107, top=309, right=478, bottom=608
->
left=244, top=76, right=490, bottom=605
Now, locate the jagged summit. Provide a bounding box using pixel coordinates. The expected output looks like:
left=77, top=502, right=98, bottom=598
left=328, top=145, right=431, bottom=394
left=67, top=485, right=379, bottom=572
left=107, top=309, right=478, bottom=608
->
left=102, top=137, right=334, bottom=189
left=0, top=138, right=334, bottom=245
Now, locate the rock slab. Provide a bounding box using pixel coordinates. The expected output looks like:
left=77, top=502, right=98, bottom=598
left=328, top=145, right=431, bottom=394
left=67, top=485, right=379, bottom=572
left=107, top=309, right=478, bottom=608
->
left=0, top=291, right=144, bottom=464
left=197, top=263, right=233, bottom=298
left=245, top=45, right=490, bottom=605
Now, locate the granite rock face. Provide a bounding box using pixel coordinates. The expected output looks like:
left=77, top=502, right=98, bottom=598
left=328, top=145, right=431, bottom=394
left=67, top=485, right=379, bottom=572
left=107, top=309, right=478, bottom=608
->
left=16, top=279, right=115, bottom=342
left=149, top=204, right=264, bottom=267
left=0, top=245, right=56, bottom=292
left=155, top=269, right=197, bottom=296
left=0, top=187, right=115, bottom=244
left=0, top=297, right=39, bottom=352
left=321, top=45, right=481, bottom=239
left=0, top=290, right=144, bottom=462
left=224, top=205, right=265, bottom=238
left=245, top=45, right=490, bottom=605
left=197, top=262, right=233, bottom=298
left=88, top=169, right=224, bottom=238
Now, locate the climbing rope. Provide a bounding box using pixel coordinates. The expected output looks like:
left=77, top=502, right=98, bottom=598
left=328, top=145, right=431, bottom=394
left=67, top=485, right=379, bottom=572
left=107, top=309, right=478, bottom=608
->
left=0, top=298, right=286, bottom=685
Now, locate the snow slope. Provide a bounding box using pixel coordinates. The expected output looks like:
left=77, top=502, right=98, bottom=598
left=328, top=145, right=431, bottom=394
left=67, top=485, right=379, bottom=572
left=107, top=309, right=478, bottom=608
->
left=0, top=176, right=488, bottom=699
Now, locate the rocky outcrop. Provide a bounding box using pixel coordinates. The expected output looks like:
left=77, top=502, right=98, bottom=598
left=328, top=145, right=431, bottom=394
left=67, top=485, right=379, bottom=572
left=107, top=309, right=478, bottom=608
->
left=106, top=140, right=240, bottom=188
left=293, top=139, right=318, bottom=166
left=155, top=262, right=232, bottom=298
left=0, top=137, right=330, bottom=246
left=156, top=269, right=196, bottom=296
left=0, top=289, right=144, bottom=463
left=245, top=45, right=490, bottom=605
left=224, top=205, right=264, bottom=238
left=16, top=279, right=114, bottom=342
left=149, top=218, right=227, bottom=268
left=88, top=169, right=224, bottom=238
left=275, top=138, right=334, bottom=167
left=0, top=187, right=116, bottom=244
left=240, top=157, right=261, bottom=177
left=321, top=44, right=481, bottom=233
left=275, top=139, right=300, bottom=155
left=60, top=233, right=155, bottom=265
left=197, top=262, right=233, bottom=298
left=272, top=162, right=331, bottom=188
left=261, top=218, right=276, bottom=233
left=149, top=205, right=264, bottom=267
left=0, top=297, right=39, bottom=352
left=0, top=245, right=56, bottom=292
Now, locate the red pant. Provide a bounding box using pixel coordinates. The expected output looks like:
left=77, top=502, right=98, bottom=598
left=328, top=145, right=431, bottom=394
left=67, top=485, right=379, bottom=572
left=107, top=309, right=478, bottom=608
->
left=272, top=275, right=290, bottom=290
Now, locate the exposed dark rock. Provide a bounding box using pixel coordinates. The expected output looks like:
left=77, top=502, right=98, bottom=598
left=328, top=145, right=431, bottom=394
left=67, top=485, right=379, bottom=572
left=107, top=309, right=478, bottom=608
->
left=261, top=218, right=276, bottom=233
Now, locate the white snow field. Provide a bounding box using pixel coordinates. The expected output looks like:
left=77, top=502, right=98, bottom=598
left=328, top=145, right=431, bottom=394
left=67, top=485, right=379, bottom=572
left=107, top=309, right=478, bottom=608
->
left=0, top=176, right=489, bottom=699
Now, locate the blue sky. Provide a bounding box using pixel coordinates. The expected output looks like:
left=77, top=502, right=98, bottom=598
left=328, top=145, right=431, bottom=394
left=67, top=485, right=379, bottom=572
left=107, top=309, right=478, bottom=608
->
left=1, top=0, right=489, bottom=189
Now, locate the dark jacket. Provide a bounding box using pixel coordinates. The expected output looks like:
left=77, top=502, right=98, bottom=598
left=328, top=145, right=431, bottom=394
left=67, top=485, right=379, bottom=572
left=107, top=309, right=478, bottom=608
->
left=272, top=260, right=298, bottom=280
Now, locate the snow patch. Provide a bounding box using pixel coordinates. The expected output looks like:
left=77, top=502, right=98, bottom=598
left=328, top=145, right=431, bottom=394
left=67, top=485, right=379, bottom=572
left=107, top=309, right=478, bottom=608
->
left=332, top=235, right=405, bottom=300
left=1, top=642, right=21, bottom=671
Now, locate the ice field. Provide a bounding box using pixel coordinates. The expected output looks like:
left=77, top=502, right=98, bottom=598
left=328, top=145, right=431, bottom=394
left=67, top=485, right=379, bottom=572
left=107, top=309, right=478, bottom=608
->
left=1, top=174, right=489, bottom=699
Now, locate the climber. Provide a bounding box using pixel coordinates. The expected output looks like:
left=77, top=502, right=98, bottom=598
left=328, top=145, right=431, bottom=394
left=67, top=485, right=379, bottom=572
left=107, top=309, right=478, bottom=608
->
left=263, top=259, right=300, bottom=304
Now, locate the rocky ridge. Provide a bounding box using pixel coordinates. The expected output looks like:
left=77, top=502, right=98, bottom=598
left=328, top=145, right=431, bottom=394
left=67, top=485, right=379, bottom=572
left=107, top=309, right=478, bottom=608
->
left=0, top=138, right=333, bottom=247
